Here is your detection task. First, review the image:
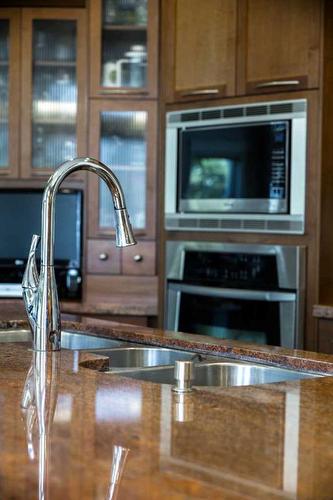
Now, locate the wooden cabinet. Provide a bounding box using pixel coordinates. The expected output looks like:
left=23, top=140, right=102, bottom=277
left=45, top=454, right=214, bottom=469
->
left=238, top=0, right=322, bottom=95
left=162, top=0, right=322, bottom=103
left=88, top=98, right=157, bottom=240
left=0, top=8, right=87, bottom=180
left=86, top=2, right=159, bottom=290
left=162, top=0, right=237, bottom=102
left=0, top=10, right=20, bottom=178
left=21, top=9, right=87, bottom=178
left=318, top=319, right=333, bottom=354
left=89, top=0, right=158, bottom=98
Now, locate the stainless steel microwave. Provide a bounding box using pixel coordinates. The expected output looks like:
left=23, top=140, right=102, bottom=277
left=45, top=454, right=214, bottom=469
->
left=165, top=99, right=307, bottom=234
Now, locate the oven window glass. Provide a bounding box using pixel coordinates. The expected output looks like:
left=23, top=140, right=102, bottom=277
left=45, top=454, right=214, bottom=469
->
left=178, top=293, right=280, bottom=345
left=179, top=121, right=289, bottom=207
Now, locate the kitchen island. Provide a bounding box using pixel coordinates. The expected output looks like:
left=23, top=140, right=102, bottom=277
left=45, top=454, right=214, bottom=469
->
left=1, top=317, right=333, bottom=499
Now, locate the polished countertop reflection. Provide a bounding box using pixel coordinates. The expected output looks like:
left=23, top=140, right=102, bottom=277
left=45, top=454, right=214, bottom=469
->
left=1, top=323, right=333, bottom=499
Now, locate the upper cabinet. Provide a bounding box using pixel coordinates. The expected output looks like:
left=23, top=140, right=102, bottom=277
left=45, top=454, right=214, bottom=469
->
left=89, top=0, right=159, bottom=98
left=162, top=0, right=322, bottom=103
left=0, top=10, right=20, bottom=178
left=238, top=0, right=322, bottom=95
left=20, top=9, right=87, bottom=178
left=162, top=0, right=237, bottom=102
left=88, top=99, right=157, bottom=239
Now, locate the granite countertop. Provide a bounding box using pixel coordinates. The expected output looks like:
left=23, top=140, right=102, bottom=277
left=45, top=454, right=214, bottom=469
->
left=1, top=318, right=333, bottom=498
left=0, top=298, right=157, bottom=318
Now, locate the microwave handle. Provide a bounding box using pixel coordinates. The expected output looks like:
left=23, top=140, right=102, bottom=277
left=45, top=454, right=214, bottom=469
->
left=255, top=80, right=300, bottom=89
left=168, top=283, right=296, bottom=302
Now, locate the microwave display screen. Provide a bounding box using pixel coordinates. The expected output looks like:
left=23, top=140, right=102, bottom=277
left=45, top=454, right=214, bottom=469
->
left=178, top=121, right=290, bottom=213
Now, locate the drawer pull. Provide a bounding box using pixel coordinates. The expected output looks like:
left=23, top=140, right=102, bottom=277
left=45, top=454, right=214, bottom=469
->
left=133, top=254, right=143, bottom=262
left=255, top=80, right=300, bottom=89
left=99, top=252, right=109, bottom=261
left=180, top=88, right=220, bottom=96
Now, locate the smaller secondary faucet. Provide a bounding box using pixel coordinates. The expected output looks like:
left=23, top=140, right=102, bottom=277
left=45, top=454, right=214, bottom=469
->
left=22, top=157, right=136, bottom=351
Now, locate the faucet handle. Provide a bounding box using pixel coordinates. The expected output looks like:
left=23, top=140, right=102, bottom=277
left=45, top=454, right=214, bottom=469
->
left=22, top=234, right=40, bottom=292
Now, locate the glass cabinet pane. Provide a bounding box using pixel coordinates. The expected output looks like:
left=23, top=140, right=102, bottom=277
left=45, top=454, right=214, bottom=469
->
left=0, top=20, right=9, bottom=168
left=99, top=110, right=147, bottom=229
left=32, top=20, right=77, bottom=169
left=101, top=0, right=148, bottom=88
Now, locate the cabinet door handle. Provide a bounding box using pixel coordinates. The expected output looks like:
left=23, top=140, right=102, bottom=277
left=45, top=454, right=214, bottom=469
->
left=254, top=80, right=300, bottom=89
left=179, top=89, right=220, bottom=96
left=133, top=254, right=143, bottom=262
left=99, top=89, right=149, bottom=95
left=99, top=252, right=109, bottom=261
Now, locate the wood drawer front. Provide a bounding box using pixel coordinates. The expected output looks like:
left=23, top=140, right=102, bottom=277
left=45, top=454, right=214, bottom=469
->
left=122, top=241, right=156, bottom=276
left=318, top=319, right=333, bottom=354
left=87, top=239, right=121, bottom=274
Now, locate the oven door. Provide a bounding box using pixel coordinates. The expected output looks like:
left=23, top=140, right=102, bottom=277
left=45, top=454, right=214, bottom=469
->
left=166, top=283, right=297, bottom=348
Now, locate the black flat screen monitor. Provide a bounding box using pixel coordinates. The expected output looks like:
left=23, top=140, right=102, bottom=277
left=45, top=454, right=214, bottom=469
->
left=0, top=189, right=82, bottom=268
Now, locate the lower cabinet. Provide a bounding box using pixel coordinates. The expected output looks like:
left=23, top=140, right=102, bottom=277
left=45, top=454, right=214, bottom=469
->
left=317, top=319, right=333, bottom=354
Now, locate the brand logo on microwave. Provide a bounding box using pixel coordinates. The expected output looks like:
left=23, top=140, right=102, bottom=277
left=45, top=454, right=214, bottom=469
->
left=222, top=201, right=235, bottom=208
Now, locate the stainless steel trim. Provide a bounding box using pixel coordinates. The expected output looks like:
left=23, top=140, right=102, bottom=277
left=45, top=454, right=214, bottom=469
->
left=255, top=80, right=300, bottom=88
left=172, top=360, right=194, bottom=393
left=164, top=98, right=307, bottom=234
left=0, top=283, right=23, bottom=297
left=165, top=213, right=305, bottom=234
left=179, top=198, right=288, bottom=214
left=166, top=241, right=305, bottom=289
left=168, top=283, right=296, bottom=302
left=280, top=302, right=296, bottom=349
left=179, top=89, right=219, bottom=96
left=165, top=241, right=305, bottom=349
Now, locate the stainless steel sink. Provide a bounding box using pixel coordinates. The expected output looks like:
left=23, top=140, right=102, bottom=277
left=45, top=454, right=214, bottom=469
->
left=92, top=347, right=198, bottom=369
left=110, top=361, right=320, bottom=386
left=0, top=329, right=123, bottom=350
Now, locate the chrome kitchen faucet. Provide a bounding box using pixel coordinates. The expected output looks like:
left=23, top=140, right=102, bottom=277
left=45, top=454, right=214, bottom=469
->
left=22, top=157, right=136, bottom=351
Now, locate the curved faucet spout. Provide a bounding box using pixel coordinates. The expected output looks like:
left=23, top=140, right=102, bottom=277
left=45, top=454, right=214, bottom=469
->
left=22, top=157, right=137, bottom=352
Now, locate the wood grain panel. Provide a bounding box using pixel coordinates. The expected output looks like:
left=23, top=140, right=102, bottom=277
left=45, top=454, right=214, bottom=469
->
left=122, top=240, right=155, bottom=275
left=85, top=275, right=158, bottom=313
left=86, top=239, right=121, bottom=274
left=162, top=0, right=236, bottom=102
left=318, top=319, right=333, bottom=354
left=238, top=0, right=322, bottom=94
left=0, top=9, right=20, bottom=178
left=20, top=8, right=87, bottom=178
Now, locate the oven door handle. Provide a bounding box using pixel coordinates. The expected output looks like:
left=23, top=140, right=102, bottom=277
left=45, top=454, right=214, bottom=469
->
left=168, top=283, right=296, bottom=302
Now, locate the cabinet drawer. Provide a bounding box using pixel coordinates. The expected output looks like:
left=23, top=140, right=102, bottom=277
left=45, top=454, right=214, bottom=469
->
left=87, top=239, right=121, bottom=274
left=122, top=241, right=155, bottom=276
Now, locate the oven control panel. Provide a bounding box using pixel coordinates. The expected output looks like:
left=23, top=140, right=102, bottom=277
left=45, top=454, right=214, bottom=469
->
left=183, top=251, right=279, bottom=289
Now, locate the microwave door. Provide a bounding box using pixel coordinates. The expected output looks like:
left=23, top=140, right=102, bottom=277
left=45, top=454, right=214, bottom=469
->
left=166, top=283, right=296, bottom=347
left=178, top=121, right=289, bottom=214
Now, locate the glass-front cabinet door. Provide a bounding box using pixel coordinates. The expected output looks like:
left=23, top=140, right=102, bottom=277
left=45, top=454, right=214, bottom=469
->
left=88, top=99, right=157, bottom=238
left=89, top=0, right=158, bottom=97
left=21, top=9, right=87, bottom=177
left=0, top=10, right=20, bottom=177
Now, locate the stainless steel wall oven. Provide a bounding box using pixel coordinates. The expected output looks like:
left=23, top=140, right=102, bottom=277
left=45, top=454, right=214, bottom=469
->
left=165, top=242, right=305, bottom=349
